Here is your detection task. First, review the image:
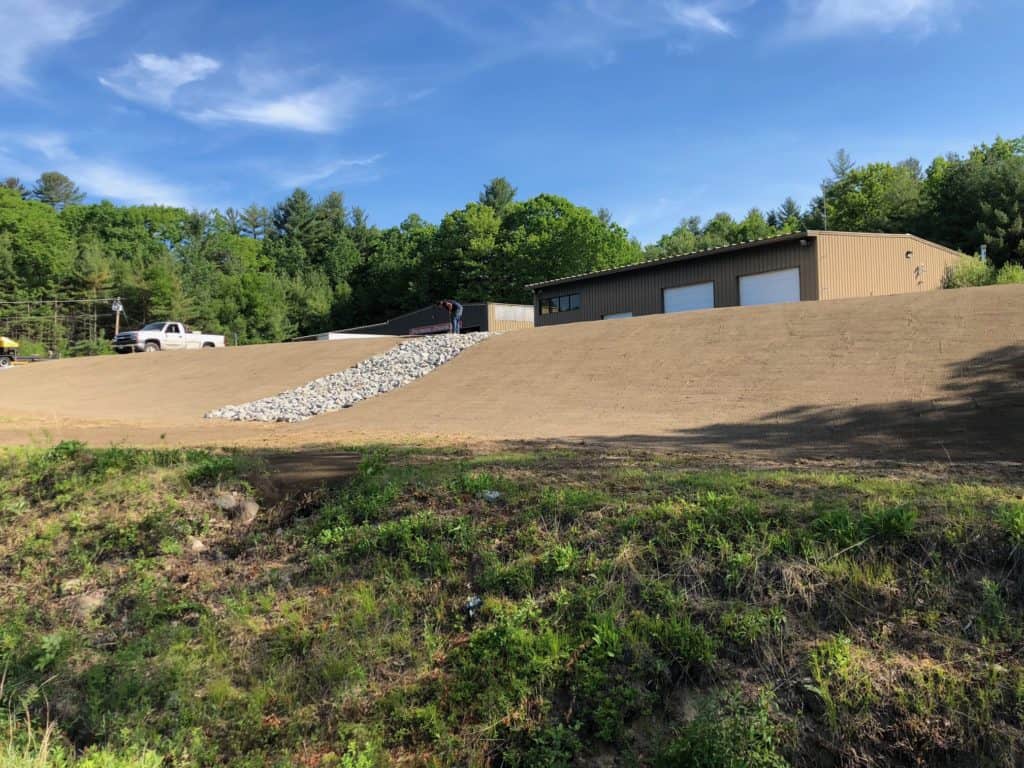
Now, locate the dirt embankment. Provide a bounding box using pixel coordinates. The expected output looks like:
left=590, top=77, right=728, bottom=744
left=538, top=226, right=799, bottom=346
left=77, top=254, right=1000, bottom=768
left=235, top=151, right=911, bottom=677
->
left=1, top=285, right=1021, bottom=464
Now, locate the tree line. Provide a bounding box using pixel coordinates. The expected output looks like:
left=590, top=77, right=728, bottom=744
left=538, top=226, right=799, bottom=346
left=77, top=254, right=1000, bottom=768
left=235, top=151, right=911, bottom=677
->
left=1, top=133, right=1021, bottom=351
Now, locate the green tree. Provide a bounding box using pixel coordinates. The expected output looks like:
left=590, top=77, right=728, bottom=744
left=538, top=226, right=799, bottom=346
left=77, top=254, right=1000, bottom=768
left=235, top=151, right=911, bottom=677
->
left=0, top=188, right=76, bottom=293
left=646, top=216, right=701, bottom=260
left=921, top=136, right=1024, bottom=266
left=427, top=202, right=502, bottom=300
left=478, top=177, right=517, bottom=215
left=767, top=198, right=804, bottom=231
left=823, top=161, right=923, bottom=232
left=31, top=171, right=85, bottom=210
left=3, top=177, right=28, bottom=198
left=494, top=194, right=641, bottom=302
left=240, top=204, right=269, bottom=239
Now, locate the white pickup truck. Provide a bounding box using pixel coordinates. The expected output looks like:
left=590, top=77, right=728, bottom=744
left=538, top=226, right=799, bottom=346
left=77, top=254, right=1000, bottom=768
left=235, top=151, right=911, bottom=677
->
left=113, top=321, right=225, bottom=353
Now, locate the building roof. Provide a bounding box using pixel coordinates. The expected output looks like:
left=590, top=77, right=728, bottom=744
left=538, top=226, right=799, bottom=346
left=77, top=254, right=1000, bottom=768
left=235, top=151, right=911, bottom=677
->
left=526, top=231, right=963, bottom=291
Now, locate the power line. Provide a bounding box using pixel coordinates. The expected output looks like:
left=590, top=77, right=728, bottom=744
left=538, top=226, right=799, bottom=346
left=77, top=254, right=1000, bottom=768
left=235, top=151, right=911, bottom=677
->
left=0, top=297, right=121, bottom=306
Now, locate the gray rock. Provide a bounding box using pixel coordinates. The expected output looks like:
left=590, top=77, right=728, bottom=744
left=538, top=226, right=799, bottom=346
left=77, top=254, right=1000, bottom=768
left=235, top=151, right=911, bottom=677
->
left=205, top=332, right=492, bottom=423
left=73, top=589, right=106, bottom=621
left=214, top=492, right=238, bottom=512
left=186, top=535, right=208, bottom=554
left=238, top=500, right=259, bottom=525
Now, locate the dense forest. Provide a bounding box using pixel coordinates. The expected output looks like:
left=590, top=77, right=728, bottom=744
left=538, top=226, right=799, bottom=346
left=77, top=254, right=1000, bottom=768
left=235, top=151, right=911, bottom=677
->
left=1, top=134, right=1022, bottom=351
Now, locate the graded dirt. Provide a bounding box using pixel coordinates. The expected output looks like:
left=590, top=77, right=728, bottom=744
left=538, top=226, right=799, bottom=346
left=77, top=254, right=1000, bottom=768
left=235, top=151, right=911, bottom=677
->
left=1, top=285, right=1020, bottom=466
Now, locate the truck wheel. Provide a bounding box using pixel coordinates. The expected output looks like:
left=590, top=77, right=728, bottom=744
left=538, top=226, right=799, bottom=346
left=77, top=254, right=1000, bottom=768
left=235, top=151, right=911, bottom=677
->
left=202, top=342, right=215, bottom=348
left=0, top=356, right=10, bottom=369
left=144, top=342, right=160, bottom=352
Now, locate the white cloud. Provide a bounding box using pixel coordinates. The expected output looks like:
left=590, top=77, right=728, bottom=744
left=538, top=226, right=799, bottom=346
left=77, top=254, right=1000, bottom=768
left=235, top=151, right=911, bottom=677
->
left=665, top=3, right=734, bottom=34
left=99, top=51, right=372, bottom=134
left=1, top=132, right=194, bottom=207
left=99, top=52, right=220, bottom=106
left=18, top=132, right=72, bottom=160
left=0, top=0, right=119, bottom=89
left=71, top=162, right=193, bottom=207
left=189, top=80, right=368, bottom=134
left=400, top=0, right=751, bottom=63
left=279, top=154, right=384, bottom=188
left=786, top=0, right=956, bottom=37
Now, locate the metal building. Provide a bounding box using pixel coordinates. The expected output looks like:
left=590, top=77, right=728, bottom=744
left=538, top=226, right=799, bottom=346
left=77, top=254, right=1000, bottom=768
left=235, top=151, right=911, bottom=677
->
left=528, top=231, right=963, bottom=326
left=296, top=302, right=534, bottom=340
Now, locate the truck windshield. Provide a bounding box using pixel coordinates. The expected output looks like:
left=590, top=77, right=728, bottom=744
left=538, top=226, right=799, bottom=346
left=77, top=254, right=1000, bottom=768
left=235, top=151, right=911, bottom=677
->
left=141, top=322, right=166, bottom=331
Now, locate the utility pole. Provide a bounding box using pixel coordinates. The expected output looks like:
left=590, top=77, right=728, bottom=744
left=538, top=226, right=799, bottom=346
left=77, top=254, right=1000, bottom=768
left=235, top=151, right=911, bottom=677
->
left=112, top=298, right=123, bottom=336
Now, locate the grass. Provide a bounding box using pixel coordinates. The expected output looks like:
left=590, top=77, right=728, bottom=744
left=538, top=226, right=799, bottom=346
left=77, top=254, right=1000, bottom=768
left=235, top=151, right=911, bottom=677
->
left=0, top=442, right=1022, bottom=766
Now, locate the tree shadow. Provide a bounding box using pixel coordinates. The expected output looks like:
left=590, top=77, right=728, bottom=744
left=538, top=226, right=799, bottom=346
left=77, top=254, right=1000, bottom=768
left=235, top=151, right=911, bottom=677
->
left=572, top=345, right=1024, bottom=465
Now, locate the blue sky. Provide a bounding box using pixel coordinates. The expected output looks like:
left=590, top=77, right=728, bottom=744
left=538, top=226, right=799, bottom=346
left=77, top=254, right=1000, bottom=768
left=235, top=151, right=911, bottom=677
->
left=1, top=0, right=1021, bottom=243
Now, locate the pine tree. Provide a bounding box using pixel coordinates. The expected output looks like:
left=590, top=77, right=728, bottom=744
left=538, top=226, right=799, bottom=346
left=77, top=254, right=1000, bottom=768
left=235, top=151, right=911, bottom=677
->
left=31, top=171, right=85, bottom=210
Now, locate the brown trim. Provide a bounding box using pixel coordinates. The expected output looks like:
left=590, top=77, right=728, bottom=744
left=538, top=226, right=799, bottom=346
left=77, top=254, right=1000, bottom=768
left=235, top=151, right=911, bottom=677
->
left=526, top=232, right=813, bottom=289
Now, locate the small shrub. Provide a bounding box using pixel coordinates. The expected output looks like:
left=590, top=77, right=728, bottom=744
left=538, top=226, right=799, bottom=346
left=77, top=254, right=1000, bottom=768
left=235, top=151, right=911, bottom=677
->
left=995, top=262, right=1024, bottom=284
left=943, top=256, right=994, bottom=288
left=720, top=605, right=786, bottom=647
left=501, top=722, right=581, bottom=768
left=655, top=690, right=788, bottom=768
left=812, top=505, right=859, bottom=548
left=999, top=501, right=1024, bottom=548
left=807, top=634, right=875, bottom=730
left=861, top=505, right=917, bottom=541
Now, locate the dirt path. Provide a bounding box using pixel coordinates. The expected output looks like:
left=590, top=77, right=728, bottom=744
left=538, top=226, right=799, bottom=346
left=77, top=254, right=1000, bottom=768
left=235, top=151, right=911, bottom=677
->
left=1, top=285, right=1021, bottom=465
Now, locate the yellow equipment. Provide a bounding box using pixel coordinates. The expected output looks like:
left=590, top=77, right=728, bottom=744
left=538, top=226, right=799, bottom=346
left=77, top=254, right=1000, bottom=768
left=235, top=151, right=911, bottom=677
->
left=0, top=336, right=19, bottom=369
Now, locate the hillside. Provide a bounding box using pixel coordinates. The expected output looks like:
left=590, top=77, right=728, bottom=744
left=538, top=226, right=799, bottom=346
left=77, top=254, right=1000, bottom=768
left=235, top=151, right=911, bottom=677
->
left=0, top=285, right=1021, bottom=463
left=2, top=443, right=1022, bottom=766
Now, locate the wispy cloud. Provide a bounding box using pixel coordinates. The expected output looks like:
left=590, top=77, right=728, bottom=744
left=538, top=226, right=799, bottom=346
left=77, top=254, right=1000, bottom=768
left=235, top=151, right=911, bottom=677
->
left=665, top=3, right=735, bottom=35
left=100, top=51, right=373, bottom=134
left=785, top=0, right=957, bottom=38
left=279, top=154, right=385, bottom=188
left=1, top=132, right=194, bottom=207
left=0, top=0, right=119, bottom=89
left=189, top=79, right=368, bottom=134
left=400, top=0, right=752, bottom=64
left=99, top=53, right=220, bottom=106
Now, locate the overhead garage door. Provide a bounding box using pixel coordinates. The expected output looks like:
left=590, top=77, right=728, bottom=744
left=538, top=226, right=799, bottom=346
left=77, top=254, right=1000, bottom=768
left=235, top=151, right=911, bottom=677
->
left=664, top=282, right=714, bottom=314
left=739, top=268, right=800, bottom=306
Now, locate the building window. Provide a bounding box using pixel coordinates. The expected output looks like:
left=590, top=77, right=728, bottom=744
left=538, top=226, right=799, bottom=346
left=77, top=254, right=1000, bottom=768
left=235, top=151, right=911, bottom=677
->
left=540, top=293, right=581, bottom=315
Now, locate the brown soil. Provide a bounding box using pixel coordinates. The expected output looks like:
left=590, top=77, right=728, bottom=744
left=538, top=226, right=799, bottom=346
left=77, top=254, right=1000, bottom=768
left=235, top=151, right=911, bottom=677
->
left=1, top=285, right=1021, bottom=466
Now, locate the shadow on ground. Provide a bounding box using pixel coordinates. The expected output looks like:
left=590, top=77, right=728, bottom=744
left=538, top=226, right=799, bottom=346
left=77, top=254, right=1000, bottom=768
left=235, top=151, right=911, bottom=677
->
left=558, top=345, right=1024, bottom=466
left=248, top=449, right=363, bottom=504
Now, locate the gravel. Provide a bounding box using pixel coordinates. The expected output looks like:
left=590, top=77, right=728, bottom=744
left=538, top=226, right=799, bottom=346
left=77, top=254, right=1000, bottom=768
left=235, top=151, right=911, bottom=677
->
left=206, top=332, right=491, bottom=422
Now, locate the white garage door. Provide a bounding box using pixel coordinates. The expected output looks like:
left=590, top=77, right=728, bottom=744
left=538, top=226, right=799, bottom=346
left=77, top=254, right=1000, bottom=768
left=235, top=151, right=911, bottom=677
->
left=663, top=282, right=714, bottom=314
left=739, top=268, right=801, bottom=306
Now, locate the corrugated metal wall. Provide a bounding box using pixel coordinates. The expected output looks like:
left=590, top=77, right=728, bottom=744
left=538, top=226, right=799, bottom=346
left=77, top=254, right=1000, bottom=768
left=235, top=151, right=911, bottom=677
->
left=487, top=303, right=535, bottom=332
left=534, top=240, right=820, bottom=326
left=816, top=233, right=962, bottom=300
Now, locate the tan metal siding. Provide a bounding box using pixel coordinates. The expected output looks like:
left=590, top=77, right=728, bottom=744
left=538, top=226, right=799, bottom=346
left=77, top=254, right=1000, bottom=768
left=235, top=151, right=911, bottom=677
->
left=535, top=240, right=820, bottom=326
left=487, top=303, right=534, bottom=332
left=816, top=232, right=963, bottom=300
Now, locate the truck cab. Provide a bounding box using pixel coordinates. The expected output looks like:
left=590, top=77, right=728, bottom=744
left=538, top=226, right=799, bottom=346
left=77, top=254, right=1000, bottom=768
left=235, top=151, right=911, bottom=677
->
left=113, top=322, right=226, bottom=353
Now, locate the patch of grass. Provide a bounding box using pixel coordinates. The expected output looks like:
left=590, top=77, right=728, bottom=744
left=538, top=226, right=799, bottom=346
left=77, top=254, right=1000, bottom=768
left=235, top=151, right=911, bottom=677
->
left=655, top=690, right=788, bottom=768
left=1, top=444, right=1022, bottom=766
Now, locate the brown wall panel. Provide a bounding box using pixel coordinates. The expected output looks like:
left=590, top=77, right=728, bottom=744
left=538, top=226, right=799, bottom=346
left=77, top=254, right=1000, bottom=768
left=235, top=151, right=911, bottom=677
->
left=535, top=240, right=820, bottom=326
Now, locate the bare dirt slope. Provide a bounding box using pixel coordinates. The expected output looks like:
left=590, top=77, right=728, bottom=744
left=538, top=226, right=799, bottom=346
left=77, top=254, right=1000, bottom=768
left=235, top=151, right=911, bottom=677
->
left=325, top=284, right=1023, bottom=462
left=0, top=338, right=396, bottom=443
left=1, top=285, right=1021, bottom=463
